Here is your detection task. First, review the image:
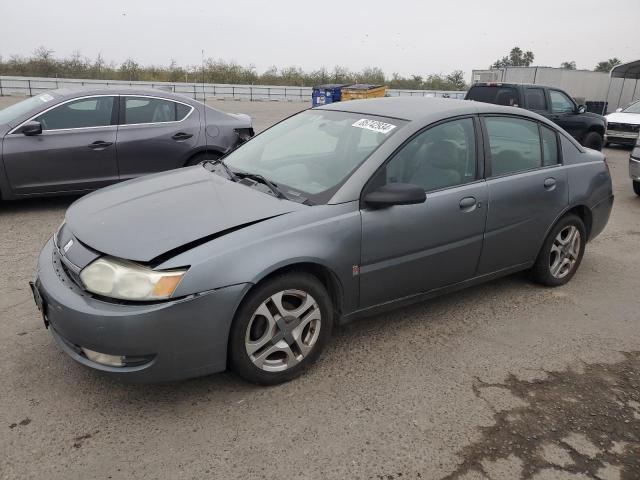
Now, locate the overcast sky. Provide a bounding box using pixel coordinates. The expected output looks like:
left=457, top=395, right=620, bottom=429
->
left=1, top=0, right=638, bottom=79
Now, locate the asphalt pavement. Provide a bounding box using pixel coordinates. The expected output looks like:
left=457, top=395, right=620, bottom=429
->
left=1, top=95, right=639, bottom=480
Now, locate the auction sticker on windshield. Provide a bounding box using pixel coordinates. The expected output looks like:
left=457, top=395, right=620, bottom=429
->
left=352, top=118, right=397, bottom=134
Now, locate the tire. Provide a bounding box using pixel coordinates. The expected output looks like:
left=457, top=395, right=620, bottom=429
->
left=530, top=214, right=586, bottom=287
left=184, top=151, right=220, bottom=167
left=634, top=181, right=640, bottom=196
left=583, top=131, right=603, bottom=151
left=228, top=272, right=333, bottom=385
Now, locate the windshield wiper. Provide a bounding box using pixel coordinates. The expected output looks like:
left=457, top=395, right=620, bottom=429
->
left=237, top=172, right=287, bottom=199
left=204, top=159, right=237, bottom=181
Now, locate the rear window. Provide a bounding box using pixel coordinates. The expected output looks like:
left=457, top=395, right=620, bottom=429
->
left=525, top=88, right=547, bottom=111
left=467, top=86, right=519, bottom=107
left=123, top=97, right=192, bottom=125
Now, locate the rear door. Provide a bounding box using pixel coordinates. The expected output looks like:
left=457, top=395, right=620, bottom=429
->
left=3, top=96, right=118, bottom=194
left=115, top=96, right=200, bottom=180
left=359, top=117, right=488, bottom=307
left=524, top=87, right=549, bottom=114
left=477, top=115, right=568, bottom=275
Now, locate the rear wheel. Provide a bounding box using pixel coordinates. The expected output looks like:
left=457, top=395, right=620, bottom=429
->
left=184, top=151, right=220, bottom=167
left=634, top=181, right=640, bottom=196
left=228, top=273, right=333, bottom=385
left=583, top=131, right=603, bottom=151
left=530, top=214, right=586, bottom=287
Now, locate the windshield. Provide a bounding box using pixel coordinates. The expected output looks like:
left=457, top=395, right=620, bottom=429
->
left=0, top=93, right=57, bottom=125
left=622, top=101, right=640, bottom=114
left=223, top=109, right=404, bottom=202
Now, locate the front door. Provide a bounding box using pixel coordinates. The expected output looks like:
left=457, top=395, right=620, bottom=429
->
left=115, top=96, right=200, bottom=180
left=546, top=89, right=582, bottom=139
left=359, top=117, right=487, bottom=308
left=3, top=96, right=118, bottom=195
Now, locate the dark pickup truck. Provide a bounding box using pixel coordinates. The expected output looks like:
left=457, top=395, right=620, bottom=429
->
left=465, top=83, right=607, bottom=150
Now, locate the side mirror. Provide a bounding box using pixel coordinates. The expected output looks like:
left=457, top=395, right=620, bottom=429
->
left=364, top=183, right=426, bottom=208
left=615, top=108, right=623, bottom=113
left=19, top=120, right=43, bottom=136
left=576, top=105, right=586, bottom=114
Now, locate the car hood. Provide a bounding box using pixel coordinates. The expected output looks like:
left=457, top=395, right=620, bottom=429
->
left=0, top=123, right=11, bottom=136
left=65, top=166, right=306, bottom=263
left=606, top=112, right=640, bottom=125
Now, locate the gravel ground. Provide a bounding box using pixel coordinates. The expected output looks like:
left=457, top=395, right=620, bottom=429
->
left=1, top=94, right=639, bottom=480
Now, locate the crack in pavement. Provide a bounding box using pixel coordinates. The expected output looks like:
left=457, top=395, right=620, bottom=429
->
left=445, top=352, right=640, bottom=479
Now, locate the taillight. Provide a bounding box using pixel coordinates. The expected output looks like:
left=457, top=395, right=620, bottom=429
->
left=603, top=156, right=611, bottom=175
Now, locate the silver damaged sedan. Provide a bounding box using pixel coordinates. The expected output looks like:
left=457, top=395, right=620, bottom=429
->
left=32, top=97, right=614, bottom=384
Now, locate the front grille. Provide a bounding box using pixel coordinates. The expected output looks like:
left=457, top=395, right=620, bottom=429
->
left=52, top=239, right=85, bottom=291
left=52, top=249, right=86, bottom=295
left=607, top=123, right=640, bottom=133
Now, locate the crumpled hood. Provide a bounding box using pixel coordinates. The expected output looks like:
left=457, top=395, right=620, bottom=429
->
left=606, top=112, right=640, bottom=125
left=65, top=166, right=305, bottom=263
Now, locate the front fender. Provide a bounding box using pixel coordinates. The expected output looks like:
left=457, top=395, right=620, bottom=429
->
left=160, top=202, right=362, bottom=314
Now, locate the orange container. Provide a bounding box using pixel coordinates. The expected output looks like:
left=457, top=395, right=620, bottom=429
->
left=340, top=84, right=386, bottom=101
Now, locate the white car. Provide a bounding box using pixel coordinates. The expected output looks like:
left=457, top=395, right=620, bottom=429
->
left=606, top=100, right=640, bottom=147
left=630, top=136, right=640, bottom=196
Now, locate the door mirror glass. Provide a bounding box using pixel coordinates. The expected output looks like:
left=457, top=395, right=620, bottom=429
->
left=364, top=183, right=426, bottom=208
left=577, top=105, right=586, bottom=114
left=19, top=120, right=43, bottom=136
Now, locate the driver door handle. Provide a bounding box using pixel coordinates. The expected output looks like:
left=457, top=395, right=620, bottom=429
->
left=459, top=196, right=478, bottom=212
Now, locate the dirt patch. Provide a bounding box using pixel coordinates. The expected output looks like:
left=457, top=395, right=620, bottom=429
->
left=446, top=352, right=640, bottom=479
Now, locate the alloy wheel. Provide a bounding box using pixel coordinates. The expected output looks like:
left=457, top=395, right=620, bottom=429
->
left=549, top=225, right=581, bottom=279
left=245, top=289, right=321, bottom=372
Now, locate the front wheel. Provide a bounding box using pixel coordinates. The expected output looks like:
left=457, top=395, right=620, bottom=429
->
left=228, top=273, right=333, bottom=385
left=530, top=214, right=586, bottom=287
left=583, top=131, right=603, bottom=151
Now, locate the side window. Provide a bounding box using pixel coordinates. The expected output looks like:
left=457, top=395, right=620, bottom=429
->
left=384, top=118, right=477, bottom=192
left=541, top=126, right=559, bottom=166
left=36, top=97, right=115, bottom=130
left=123, top=97, right=190, bottom=124
left=525, top=88, right=547, bottom=111
left=549, top=90, right=575, bottom=114
left=485, top=117, right=542, bottom=176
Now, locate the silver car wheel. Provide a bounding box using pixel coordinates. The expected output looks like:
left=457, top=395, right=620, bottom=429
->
left=245, top=289, right=321, bottom=372
left=549, top=225, right=581, bottom=279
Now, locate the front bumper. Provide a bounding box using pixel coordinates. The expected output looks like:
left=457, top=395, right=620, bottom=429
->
left=34, top=237, right=250, bottom=382
left=630, top=157, right=640, bottom=182
left=606, top=130, right=639, bottom=146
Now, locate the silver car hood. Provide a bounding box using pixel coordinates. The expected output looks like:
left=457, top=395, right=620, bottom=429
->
left=65, top=166, right=305, bottom=263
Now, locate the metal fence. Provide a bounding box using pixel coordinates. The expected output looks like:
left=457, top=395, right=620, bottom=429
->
left=0, top=75, right=466, bottom=102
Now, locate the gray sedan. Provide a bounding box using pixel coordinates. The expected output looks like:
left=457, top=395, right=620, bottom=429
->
left=32, top=97, right=613, bottom=384
left=0, top=89, right=252, bottom=200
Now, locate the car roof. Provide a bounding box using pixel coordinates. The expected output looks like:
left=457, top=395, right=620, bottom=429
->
left=47, top=88, right=196, bottom=103
left=316, top=96, right=551, bottom=124
left=470, top=82, right=548, bottom=89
